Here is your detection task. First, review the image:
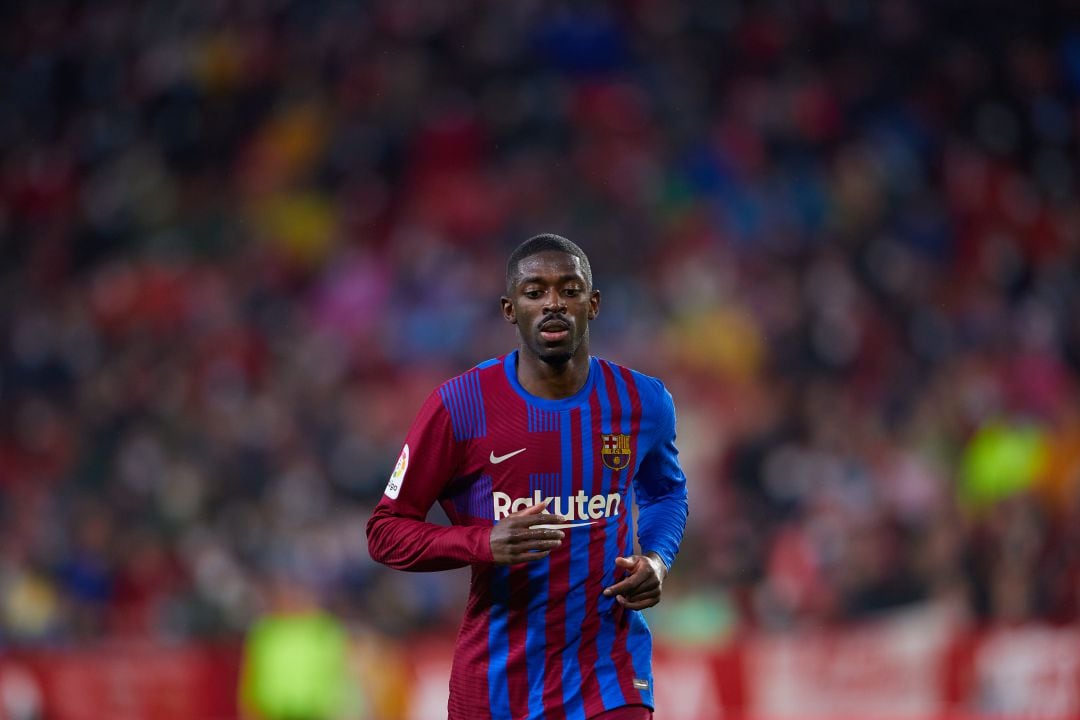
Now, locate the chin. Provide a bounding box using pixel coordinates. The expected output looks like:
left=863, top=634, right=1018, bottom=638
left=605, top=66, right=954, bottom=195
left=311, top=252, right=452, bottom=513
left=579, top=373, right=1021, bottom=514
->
left=537, top=348, right=573, bottom=365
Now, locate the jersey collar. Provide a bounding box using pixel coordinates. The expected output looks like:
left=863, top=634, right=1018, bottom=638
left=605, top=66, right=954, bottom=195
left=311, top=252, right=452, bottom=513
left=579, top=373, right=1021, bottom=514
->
left=503, top=350, right=598, bottom=411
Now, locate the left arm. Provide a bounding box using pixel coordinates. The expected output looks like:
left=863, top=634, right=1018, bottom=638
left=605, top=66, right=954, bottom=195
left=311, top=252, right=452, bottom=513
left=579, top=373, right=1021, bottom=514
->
left=604, top=384, right=688, bottom=609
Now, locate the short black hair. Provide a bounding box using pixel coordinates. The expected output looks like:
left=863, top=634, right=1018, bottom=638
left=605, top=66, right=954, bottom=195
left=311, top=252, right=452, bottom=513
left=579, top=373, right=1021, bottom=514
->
left=505, top=233, right=593, bottom=294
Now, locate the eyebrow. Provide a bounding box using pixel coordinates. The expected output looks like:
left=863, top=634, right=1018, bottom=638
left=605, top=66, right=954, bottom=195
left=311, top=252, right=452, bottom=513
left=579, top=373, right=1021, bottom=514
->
left=519, top=274, right=585, bottom=285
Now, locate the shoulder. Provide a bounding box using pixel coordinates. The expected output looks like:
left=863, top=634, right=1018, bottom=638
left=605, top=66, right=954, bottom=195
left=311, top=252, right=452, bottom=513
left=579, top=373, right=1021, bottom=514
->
left=425, top=355, right=507, bottom=437
left=434, top=355, right=506, bottom=397
left=408, top=356, right=506, bottom=416
left=594, top=357, right=674, bottom=410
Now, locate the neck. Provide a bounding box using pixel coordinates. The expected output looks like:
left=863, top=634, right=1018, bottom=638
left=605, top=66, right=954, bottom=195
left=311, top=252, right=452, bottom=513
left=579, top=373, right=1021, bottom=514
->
left=516, top=343, right=591, bottom=400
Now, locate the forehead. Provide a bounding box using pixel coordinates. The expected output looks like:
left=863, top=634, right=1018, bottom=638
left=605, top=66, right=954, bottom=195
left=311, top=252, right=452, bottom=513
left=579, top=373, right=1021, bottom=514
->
left=513, top=251, right=586, bottom=283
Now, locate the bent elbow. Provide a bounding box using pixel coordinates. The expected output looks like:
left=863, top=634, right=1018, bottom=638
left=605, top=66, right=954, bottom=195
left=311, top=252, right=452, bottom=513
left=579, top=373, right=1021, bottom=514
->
left=365, top=514, right=392, bottom=566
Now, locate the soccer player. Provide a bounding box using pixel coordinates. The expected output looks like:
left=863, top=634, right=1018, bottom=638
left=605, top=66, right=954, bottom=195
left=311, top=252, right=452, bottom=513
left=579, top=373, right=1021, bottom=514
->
left=366, top=234, right=689, bottom=720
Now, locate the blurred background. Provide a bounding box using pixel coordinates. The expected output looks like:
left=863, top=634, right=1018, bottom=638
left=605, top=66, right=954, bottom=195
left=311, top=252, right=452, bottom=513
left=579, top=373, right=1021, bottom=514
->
left=2, top=0, right=1080, bottom=718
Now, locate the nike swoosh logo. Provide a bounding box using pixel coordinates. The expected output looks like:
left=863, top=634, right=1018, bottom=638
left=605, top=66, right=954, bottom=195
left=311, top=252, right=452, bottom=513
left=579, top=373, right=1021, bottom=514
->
left=533, top=521, right=598, bottom=529
left=490, top=448, right=527, bottom=464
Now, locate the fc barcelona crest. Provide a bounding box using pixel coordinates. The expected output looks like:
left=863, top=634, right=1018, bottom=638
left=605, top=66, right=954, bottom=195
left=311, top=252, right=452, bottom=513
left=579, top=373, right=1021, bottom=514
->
left=601, top=434, right=632, bottom=471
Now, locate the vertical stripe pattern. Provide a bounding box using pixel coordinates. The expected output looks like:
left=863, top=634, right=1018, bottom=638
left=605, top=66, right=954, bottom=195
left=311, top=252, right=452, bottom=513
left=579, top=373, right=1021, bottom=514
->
left=578, top=388, right=609, bottom=718
left=525, top=561, right=549, bottom=718
left=470, top=475, right=494, bottom=521
left=528, top=405, right=560, bottom=433
left=619, top=366, right=654, bottom=707
left=440, top=370, right=487, bottom=441
left=529, top=473, right=561, bottom=501
left=488, top=566, right=512, bottom=720
left=606, top=362, right=646, bottom=706
left=595, top=361, right=638, bottom=709
left=539, top=410, right=574, bottom=720
left=460, top=355, right=666, bottom=720
left=561, top=408, right=587, bottom=719
left=507, top=565, right=532, bottom=719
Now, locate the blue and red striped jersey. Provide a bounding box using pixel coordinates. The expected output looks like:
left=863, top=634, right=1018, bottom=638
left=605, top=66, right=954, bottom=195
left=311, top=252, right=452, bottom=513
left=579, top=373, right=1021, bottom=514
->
left=367, top=351, right=689, bottom=720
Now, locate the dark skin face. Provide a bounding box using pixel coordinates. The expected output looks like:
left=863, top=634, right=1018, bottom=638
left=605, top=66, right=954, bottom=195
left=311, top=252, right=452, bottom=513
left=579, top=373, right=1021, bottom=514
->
left=501, top=251, right=600, bottom=400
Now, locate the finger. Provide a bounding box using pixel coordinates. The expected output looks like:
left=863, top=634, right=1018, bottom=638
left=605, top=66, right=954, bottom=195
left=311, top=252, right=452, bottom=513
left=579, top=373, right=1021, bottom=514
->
left=518, top=513, right=568, bottom=528
left=516, top=537, right=564, bottom=553
left=511, top=545, right=558, bottom=563
left=617, top=592, right=661, bottom=610
left=507, top=501, right=551, bottom=518
left=603, top=570, right=649, bottom=598
left=496, top=543, right=557, bottom=565
left=501, top=512, right=565, bottom=529
left=604, top=558, right=648, bottom=595
left=508, top=528, right=565, bottom=544
left=507, top=528, right=565, bottom=546
left=618, top=576, right=660, bottom=597
left=618, top=577, right=660, bottom=595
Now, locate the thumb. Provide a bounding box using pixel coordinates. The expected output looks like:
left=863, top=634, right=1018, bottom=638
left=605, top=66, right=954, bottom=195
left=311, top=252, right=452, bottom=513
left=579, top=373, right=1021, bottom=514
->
left=614, top=556, right=639, bottom=569
left=508, top=500, right=550, bottom=518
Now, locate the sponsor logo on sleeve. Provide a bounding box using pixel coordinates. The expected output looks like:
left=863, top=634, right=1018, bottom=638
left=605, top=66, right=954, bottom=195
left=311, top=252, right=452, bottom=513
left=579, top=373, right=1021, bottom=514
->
left=384, top=443, right=409, bottom=499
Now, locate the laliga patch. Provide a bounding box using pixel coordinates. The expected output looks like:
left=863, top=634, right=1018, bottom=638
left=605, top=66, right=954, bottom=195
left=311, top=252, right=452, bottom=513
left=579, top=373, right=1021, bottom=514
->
left=384, top=443, right=409, bottom=499
left=632, top=678, right=649, bottom=690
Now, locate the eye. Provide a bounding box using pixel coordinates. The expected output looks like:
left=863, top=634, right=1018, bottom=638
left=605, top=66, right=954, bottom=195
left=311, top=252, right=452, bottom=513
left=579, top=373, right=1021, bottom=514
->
left=524, top=289, right=542, bottom=299
left=563, top=288, right=581, bottom=298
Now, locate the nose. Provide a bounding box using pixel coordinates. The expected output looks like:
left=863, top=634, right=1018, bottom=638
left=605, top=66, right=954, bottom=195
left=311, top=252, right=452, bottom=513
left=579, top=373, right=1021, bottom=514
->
left=543, top=288, right=565, bottom=313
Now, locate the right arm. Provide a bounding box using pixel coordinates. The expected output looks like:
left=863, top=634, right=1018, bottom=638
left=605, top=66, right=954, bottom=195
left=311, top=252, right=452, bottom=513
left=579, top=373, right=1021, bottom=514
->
left=365, top=391, right=493, bottom=571
left=365, top=389, right=565, bottom=571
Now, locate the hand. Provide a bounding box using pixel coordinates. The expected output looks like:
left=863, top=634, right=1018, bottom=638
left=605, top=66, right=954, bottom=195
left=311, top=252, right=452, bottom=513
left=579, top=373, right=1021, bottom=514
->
left=489, top=501, right=566, bottom=565
left=602, top=552, right=668, bottom=610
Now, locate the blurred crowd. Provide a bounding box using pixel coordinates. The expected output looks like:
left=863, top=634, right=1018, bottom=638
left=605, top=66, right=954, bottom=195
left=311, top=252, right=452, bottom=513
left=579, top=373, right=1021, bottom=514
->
left=2, top=0, right=1080, bottom=647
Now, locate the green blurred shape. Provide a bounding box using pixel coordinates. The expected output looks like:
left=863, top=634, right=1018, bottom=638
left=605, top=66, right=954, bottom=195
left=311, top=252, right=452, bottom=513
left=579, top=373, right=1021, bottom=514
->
left=960, top=421, right=1048, bottom=508
left=647, top=590, right=736, bottom=647
left=240, top=611, right=351, bottom=720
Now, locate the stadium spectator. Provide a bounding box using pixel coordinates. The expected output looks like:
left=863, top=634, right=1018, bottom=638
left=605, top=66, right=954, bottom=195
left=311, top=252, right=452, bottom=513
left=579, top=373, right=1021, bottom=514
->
left=0, top=0, right=1078, bottom=650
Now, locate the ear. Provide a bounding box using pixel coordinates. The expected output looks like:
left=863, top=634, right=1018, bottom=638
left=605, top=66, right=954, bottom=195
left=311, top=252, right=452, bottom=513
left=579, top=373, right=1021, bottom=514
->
left=587, top=289, right=600, bottom=320
left=501, top=296, right=517, bottom=324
